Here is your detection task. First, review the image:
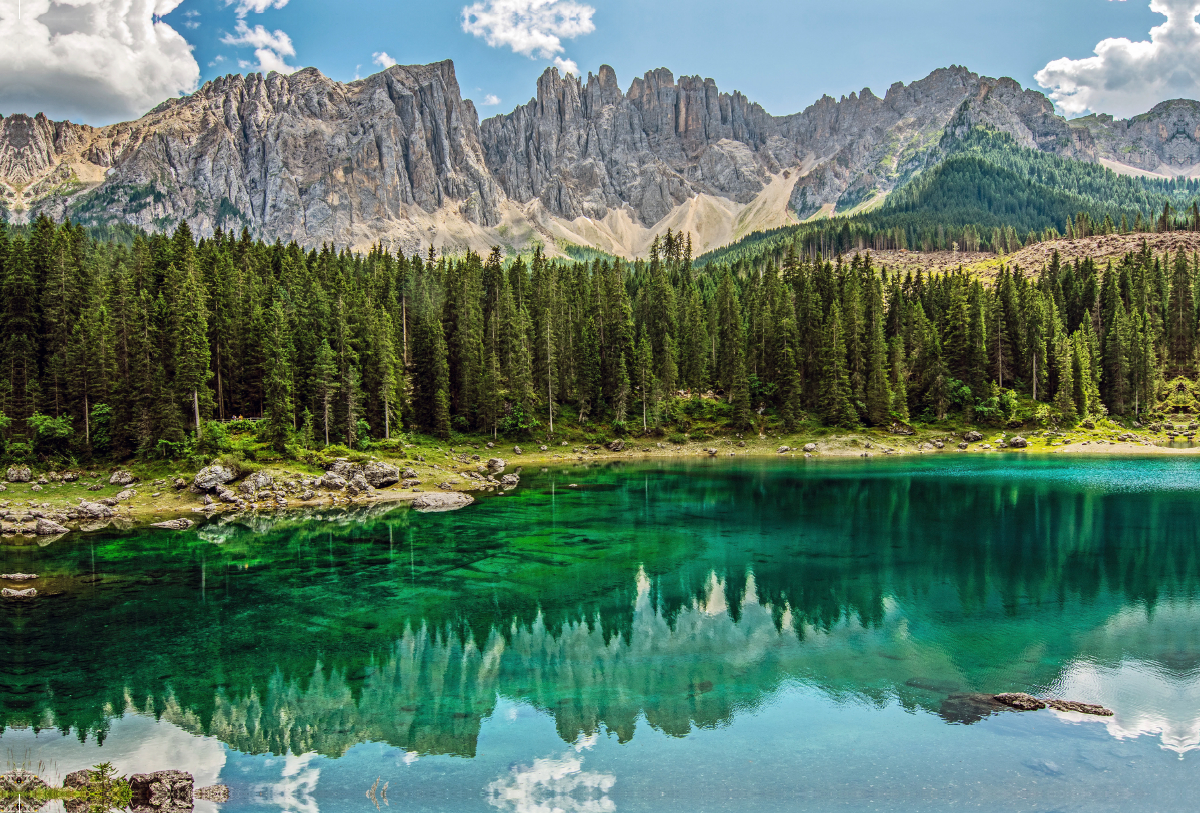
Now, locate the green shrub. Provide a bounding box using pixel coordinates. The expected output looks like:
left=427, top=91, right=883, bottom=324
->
left=667, top=432, right=688, bottom=444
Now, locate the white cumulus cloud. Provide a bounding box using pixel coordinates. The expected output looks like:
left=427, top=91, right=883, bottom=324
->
left=483, top=93, right=502, bottom=105
left=0, top=0, right=200, bottom=124
left=462, top=0, right=594, bottom=59
left=553, top=56, right=578, bottom=75
left=373, top=51, right=398, bottom=68
left=1036, top=0, right=1200, bottom=117
left=226, top=0, right=290, bottom=17
left=222, top=19, right=297, bottom=74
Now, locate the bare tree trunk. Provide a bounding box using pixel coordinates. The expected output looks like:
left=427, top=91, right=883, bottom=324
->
left=384, top=395, right=390, bottom=440
left=84, top=392, right=90, bottom=447
left=194, top=389, right=202, bottom=439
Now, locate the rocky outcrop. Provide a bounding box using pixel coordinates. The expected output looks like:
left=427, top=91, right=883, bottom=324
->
left=1070, top=99, right=1200, bottom=176
left=361, top=461, right=400, bottom=487
left=193, top=465, right=236, bottom=491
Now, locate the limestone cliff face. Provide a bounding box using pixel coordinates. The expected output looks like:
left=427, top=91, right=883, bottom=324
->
left=5, top=62, right=503, bottom=250
left=1, top=60, right=1196, bottom=256
left=1070, top=100, right=1200, bottom=176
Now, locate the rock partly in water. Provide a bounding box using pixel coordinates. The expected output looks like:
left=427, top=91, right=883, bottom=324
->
left=35, top=518, right=69, bottom=535
left=937, top=693, right=1011, bottom=724
left=500, top=473, right=520, bottom=486
left=77, top=501, right=114, bottom=518
left=485, top=458, right=506, bottom=472
left=1046, top=699, right=1114, bottom=716
left=994, top=692, right=1046, bottom=711
left=151, top=519, right=194, bottom=531
left=412, top=492, right=474, bottom=512
left=129, top=770, right=194, bottom=812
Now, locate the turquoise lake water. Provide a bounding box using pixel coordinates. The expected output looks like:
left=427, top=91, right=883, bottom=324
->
left=2, top=455, right=1199, bottom=811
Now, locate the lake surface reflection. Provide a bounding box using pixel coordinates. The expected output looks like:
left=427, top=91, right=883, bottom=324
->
left=3, top=456, right=1200, bottom=811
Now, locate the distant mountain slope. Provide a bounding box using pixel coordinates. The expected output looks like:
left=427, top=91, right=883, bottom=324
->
left=0, top=60, right=1197, bottom=258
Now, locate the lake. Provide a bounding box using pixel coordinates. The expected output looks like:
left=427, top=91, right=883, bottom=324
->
left=3, top=455, right=1199, bottom=812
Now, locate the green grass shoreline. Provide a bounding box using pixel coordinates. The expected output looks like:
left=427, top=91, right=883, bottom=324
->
left=1, top=416, right=1192, bottom=542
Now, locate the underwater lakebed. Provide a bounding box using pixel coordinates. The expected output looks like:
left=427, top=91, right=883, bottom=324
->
left=2, top=455, right=1199, bottom=812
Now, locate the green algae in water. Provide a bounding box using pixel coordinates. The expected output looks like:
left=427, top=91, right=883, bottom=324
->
left=2, top=456, right=1200, bottom=810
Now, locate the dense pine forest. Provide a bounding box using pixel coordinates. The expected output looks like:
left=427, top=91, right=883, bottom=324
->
left=2, top=214, right=1200, bottom=466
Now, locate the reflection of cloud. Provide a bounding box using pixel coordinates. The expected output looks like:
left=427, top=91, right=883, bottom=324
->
left=254, top=752, right=320, bottom=813
left=1046, top=603, right=1200, bottom=753
left=0, top=713, right=225, bottom=788
left=487, top=751, right=614, bottom=813
left=1035, top=0, right=1200, bottom=117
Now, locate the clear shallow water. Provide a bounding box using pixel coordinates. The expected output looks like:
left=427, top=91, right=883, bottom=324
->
left=3, top=455, right=1200, bottom=811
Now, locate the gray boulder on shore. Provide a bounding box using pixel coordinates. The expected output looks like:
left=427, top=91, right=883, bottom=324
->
left=35, top=518, right=69, bottom=536
left=362, top=461, right=400, bottom=487
left=5, top=466, right=31, bottom=483
left=194, top=465, right=236, bottom=491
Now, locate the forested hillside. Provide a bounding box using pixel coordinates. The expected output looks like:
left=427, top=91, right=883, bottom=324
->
left=1, top=216, right=1198, bottom=466
left=701, top=129, right=1200, bottom=267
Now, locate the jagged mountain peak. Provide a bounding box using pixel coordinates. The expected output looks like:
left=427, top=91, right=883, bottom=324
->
left=1, top=61, right=1197, bottom=258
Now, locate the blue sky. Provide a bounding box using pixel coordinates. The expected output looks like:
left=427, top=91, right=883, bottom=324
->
left=3, top=0, right=1197, bottom=124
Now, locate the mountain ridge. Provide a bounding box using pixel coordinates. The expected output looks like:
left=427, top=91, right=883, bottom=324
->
left=2, top=60, right=1198, bottom=258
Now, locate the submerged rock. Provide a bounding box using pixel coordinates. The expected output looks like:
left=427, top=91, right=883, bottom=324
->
left=194, top=785, right=230, bottom=802
left=412, top=492, right=474, bottom=512
left=937, top=693, right=1010, bottom=724
left=151, top=519, right=194, bottom=531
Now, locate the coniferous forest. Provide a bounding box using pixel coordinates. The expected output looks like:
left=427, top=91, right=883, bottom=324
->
left=3, top=213, right=1200, bottom=466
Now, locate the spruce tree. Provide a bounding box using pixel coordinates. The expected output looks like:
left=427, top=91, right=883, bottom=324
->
left=260, top=299, right=294, bottom=451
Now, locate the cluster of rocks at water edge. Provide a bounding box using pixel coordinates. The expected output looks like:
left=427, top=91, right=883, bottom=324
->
left=0, top=769, right=227, bottom=813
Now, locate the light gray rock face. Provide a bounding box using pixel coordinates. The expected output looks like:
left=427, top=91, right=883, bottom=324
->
left=361, top=461, right=400, bottom=487
left=5, top=60, right=1197, bottom=253
left=9, top=63, right=501, bottom=255
left=1070, top=99, right=1200, bottom=175
left=194, top=465, right=236, bottom=491
left=35, top=518, right=69, bottom=535
left=238, top=471, right=275, bottom=495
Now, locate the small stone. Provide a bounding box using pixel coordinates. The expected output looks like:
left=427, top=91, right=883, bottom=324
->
left=109, top=470, right=135, bottom=486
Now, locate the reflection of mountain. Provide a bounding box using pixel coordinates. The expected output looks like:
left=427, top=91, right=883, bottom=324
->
left=4, top=458, right=1200, bottom=757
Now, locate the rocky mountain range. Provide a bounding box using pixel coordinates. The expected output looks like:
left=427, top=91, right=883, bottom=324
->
left=2, top=60, right=1198, bottom=258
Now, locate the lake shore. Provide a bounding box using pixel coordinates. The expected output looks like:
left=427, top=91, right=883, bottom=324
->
left=1, top=423, right=1194, bottom=540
